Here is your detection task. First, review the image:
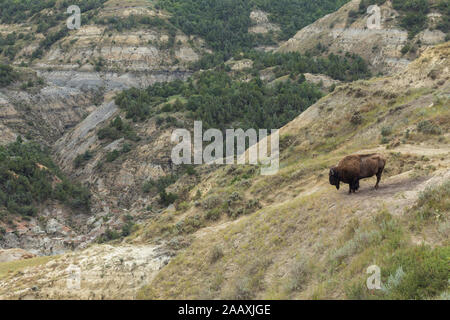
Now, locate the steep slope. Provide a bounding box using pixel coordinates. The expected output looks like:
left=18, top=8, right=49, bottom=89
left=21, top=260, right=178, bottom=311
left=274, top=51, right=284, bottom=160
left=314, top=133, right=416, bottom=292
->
left=1, top=42, right=447, bottom=300
left=277, top=0, right=448, bottom=74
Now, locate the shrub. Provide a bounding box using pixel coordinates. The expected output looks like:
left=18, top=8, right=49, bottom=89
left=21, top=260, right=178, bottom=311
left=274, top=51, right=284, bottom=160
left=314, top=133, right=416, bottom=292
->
left=381, top=267, right=405, bottom=295
left=74, top=150, right=94, bottom=168
left=98, top=228, right=121, bottom=243
left=350, top=111, right=363, bottom=125
left=0, top=63, right=18, bottom=87
left=205, top=208, right=221, bottom=221
left=202, top=195, right=223, bottom=210
left=159, top=189, right=178, bottom=206
left=382, top=245, right=449, bottom=299
left=121, top=143, right=132, bottom=154
left=285, top=257, right=311, bottom=292
left=98, top=116, right=140, bottom=142
left=330, top=229, right=382, bottom=267
left=143, top=175, right=178, bottom=194
left=232, top=277, right=254, bottom=300
left=105, top=150, right=120, bottom=162
left=381, top=125, right=393, bottom=136
left=121, top=222, right=135, bottom=237
left=381, top=136, right=390, bottom=144
left=183, top=165, right=196, bottom=176
left=210, top=245, right=224, bottom=263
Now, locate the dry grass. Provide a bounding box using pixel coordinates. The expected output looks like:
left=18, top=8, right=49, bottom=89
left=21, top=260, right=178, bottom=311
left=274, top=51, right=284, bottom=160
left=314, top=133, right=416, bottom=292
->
left=0, top=255, right=57, bottom=280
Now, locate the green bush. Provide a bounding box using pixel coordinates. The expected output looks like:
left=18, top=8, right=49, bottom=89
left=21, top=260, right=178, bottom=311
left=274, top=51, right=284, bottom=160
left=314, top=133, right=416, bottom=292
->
left=159, top=189, right=178, bottom=206
left=105, top=150, right=120, bottom=162
left=210, top=245, right=224, bottom=263
left=0, top=63, right=18, bottom=87
left=205, top=208, right=222, bottom=221
left=143, top=175, right=178, bottom=194
left=98, top=116, right=140, bottom=142
left=98, top=228, right=121, bottom=243
left=285, top=257, right=311, bottom=292
left=417, top=120, right=442, bottom=135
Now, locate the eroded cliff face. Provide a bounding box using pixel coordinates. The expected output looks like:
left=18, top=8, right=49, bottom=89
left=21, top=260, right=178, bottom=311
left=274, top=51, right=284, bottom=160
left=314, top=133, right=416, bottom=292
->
left=277, top=0, right=446, bottom=74
left=0, top=83, right=97, bottom=145
left=0, top=0, right=204, bottom=148
left=1, top=42, right=448, bottom=300
left=49, top=97, right=180, bottom=250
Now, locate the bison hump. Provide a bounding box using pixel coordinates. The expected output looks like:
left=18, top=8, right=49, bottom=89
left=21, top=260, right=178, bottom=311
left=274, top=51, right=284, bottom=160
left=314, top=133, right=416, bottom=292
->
left=337, top=155, right=361, bottom=180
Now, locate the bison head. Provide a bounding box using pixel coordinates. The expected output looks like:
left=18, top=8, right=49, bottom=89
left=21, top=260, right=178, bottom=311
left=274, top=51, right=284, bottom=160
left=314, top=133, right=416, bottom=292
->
left=329, top=167, right=340, bottom=190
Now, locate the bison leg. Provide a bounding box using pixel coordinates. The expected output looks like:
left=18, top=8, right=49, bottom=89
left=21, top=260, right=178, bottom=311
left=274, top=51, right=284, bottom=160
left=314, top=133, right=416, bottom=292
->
left=375, top=168, right=383, bottom=189
left=348, top=179, right=358, bottom=194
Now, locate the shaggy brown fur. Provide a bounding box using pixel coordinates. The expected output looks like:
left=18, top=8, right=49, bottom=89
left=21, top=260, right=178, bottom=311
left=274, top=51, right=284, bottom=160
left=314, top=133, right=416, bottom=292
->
left=329, top=153, right=386, bottom=194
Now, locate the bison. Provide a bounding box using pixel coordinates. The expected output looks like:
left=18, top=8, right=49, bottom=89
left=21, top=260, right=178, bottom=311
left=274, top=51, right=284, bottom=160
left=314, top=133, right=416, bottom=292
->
left=329, top=153, right=386, bottom=194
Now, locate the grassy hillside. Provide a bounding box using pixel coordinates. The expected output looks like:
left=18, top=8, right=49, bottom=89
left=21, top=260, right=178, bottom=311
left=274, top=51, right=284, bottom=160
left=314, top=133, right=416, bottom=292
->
left=134, top=43, right=449, bottom=300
